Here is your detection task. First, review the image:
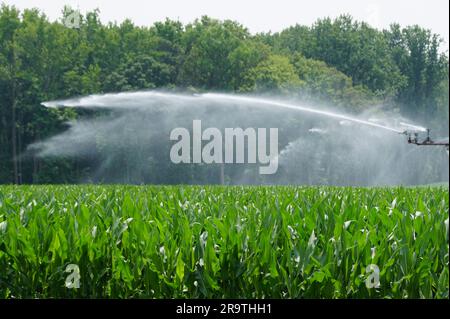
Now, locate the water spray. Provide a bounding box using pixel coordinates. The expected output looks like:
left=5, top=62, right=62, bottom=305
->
left=36, top=91, right=449, bottom=185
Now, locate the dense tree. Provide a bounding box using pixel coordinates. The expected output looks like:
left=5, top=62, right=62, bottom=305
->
left=228, top=40, right=271, bottom=91
left=0, top=5, right=448, bottom=184
left=265, top=15, right=407, bottom=97
left=178, top=17, right=249, bottom=89
left=0, top=5, right=21, bottom=183
left=384, top=25, right=448, bottom=126
left=240, top=54, right=302, bottom=92
left=290, top=53, right=375, bottom=110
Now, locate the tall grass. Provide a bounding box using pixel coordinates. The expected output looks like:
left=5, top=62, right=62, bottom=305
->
left=0, top=185, right=448, bottom=298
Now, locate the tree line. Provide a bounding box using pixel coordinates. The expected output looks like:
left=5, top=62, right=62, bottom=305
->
left=0, top=5, right=448, bottom=184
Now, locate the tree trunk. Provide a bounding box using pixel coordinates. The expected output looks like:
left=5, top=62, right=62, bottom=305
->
left=219, top=163, right=225, bottom=185
left=0, top=114, right=8, bottom=182
left=9, top=33, right=21, bottom=185
left=33, top=154, right=37, bottom=183
left=18, top=109, right=23, bottom=184
left=11, top=78, right=18, bottom=184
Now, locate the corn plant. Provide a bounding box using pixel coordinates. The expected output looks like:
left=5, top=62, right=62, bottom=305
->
left=0, top=185, right=448, bottom=298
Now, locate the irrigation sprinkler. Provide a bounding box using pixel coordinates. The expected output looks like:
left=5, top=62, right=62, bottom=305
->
left=402, top=128, right=449, bottom=151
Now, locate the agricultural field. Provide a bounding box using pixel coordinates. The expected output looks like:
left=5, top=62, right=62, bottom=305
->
left=0, top=185, right=448, bottom=299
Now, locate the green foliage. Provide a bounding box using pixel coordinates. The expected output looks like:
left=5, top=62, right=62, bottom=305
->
left=228, top=41, right=271, bottom=90
left=104, top=55, right=172, bottom=92
left=290, top=53, right=376, bottom=110
left=0, top=5, right=448, bottom=184
left=385, top=24, right=449, bottom=127
left=240, top=54, right=302, bottom=92
left=269, top=15, right=407, bottom=97
left=178, top=17, right=249, bottom=89
left=0, top=185, right=448, bottom=298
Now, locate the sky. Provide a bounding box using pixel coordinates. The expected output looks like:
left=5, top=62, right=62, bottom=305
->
left=3, top=0, right=449, bottom=51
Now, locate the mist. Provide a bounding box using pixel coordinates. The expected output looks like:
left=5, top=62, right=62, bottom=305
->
left=29, top=90, right=449, bottom=186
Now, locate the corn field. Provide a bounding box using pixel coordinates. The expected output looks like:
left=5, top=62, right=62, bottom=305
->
left=0, top=185, right=448, bottom=298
